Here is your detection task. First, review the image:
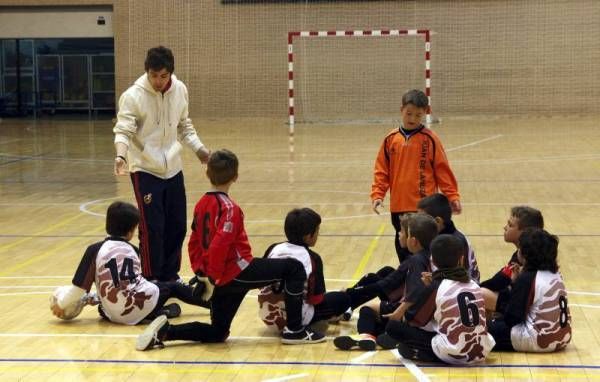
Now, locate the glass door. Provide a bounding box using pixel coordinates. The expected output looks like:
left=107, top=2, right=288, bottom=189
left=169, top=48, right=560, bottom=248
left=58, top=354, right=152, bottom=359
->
left=91, top=54, right=115, bottom=109
left=2, top=39, right=35, bottom=108
left=61, top=55, right=89, bottom=108
left=36, top=55, right=61, bottom=109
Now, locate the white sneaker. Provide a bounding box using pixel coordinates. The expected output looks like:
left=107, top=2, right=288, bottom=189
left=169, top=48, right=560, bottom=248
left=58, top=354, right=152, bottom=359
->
left=136, top=315, right=169, bottom=351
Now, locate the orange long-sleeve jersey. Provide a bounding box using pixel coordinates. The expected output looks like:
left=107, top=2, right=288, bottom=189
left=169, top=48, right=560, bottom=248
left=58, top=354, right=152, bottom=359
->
left=371, top=125, right=460, bottom=213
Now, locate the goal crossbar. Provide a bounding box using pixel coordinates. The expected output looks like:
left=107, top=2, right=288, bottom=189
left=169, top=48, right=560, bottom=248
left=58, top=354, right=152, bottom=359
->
left=287, top=29, right=431, bottom=130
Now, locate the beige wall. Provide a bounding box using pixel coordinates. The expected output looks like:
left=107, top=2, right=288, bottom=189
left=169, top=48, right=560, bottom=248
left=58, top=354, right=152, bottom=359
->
left=2, top=0, right=599, bottom=118
left=0, top=6, right=113, bottom=38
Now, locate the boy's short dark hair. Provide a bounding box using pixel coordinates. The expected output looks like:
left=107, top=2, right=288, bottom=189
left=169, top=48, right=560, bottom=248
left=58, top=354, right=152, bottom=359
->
left=519, top=228, right=559, bottom=273
left=207, top=149, right=238, bottom=186
left=431, top=234, right=465, bottom=269
left=417, top=193, right=452, bottom=225
left=399, top=213, right=413, bottom=233
left=402, top=89, right=429, bottom=109
left=106, top=201, right=140, bottom=237
left=284, top=208, right=321, bottom=245
left=408, top=213, right=438, bottom=250
left=144, top=46, right=174, bottom=73
left=511, top=206, right=544, bottom=230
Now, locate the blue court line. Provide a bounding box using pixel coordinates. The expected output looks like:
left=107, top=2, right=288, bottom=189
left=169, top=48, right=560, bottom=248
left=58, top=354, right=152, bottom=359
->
left=3, top=233, right=600, bottom=238
left=0, top=358, right=598, bottom=370
left=3, top=179, right=600, bottom=184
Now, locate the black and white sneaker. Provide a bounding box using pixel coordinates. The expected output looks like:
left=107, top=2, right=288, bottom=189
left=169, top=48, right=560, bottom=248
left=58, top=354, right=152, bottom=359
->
left=397, top=342, right=439, bottom=362
left=333, top=335, right=376, bottom=351
left=160, top=303, right=181, bottom=319
left=281, top=326, right=326, bottom=344
left=342, top=308, right=353, bottom=321
left=136, top=315, right=170, bottom=351
left=376, top=333, right=400, bottom=350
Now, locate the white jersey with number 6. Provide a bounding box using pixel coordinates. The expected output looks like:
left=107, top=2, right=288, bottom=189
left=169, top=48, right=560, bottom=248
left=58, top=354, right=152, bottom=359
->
left=431, top=279, right=495, bottom=365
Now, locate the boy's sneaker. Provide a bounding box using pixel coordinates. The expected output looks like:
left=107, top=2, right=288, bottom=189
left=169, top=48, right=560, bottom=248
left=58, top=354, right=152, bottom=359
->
left=376, top=333, right=400, bottom=350
left=342, top=308, right=353, bottom=321
left=397, top=342, right=439, bottom=363
left=328, top=308, right=353, bottom=324
left=281, top=326, right=326, bottom=345
left=333, top=334, right=376, bottom=351
left=136, top=315, right=170, bottom=351
left=160, top=303, right=181, bottom=319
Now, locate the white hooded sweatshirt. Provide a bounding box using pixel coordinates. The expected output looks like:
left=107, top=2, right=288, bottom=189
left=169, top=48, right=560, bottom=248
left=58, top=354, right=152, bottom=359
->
left=113, top=73, right=205, bottom=179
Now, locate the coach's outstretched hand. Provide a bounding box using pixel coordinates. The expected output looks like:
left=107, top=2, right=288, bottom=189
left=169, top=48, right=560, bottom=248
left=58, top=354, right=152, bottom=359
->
left=196, top=146, right=211, bottom=164
left=114, top=156, right=129, bottom=176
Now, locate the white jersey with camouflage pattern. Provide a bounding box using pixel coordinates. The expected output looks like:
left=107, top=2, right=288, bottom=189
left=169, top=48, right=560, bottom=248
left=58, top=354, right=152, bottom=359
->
left=510, top=271, right=571, bottom=352
left=95, top=240, right=159, bottom=325
left=431, top=279, right=495, bottom=365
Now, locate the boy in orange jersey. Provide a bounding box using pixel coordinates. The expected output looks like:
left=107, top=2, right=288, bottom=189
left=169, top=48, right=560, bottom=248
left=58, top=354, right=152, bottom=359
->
left=371, top=89, right=460, bottom=263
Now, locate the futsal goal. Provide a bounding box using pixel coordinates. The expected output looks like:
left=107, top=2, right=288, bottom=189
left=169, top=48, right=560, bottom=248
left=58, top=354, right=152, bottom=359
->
left=287, top=29, right=432, bottom=129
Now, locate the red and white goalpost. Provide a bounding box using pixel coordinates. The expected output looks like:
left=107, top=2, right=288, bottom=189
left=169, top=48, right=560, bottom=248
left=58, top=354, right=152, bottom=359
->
left=287, top=29, right=432, bottom=133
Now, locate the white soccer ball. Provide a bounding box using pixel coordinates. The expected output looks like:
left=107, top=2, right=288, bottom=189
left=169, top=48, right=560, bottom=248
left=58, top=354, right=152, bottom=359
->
left=50, top=286, right=86, bottom=320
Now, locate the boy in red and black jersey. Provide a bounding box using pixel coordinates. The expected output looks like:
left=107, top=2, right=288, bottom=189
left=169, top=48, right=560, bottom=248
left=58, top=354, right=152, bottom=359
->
left=136, top=150, right=325, bottom=351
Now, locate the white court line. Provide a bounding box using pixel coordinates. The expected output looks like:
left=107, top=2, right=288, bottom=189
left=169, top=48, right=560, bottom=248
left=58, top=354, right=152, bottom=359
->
left=0, top=276, right=73, bottom=279
left=0, top=292, right=49, bottom=297
left=570, top=304, right=600, bottom=309
left=0, top=333, right=285, bottom=341
left=79, top=197, right=118, bottom=217
left=390, top=349, right=431, bottom=382
left=568, top=291, right=600, bottom=296
left=351, top=351, right=378, bottom=363
left=262, top=373, right=309, bottom=382
left=0, top=286, right=57, bottom=289
left=455, top=153, right=600, bottom=166
left=446, top=134, right=503, bottom=152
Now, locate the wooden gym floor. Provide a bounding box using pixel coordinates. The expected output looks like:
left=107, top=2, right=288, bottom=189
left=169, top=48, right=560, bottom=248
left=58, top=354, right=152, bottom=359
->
left=0, top=115, right=599, bottom=381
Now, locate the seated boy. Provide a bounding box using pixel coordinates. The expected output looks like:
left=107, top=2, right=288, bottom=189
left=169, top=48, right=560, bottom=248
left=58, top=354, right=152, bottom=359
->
left=382, top=234, right=495, bottom=364
left=487, top=228, right=571, bottom=352
left=343, top=192, right=479, bottom=317
left=333, top=213, right=438, bottom=351
left=480, top=206, right=544, bottom=312
left=50, top=201, right=207, bottom=325
left=136, top=149, right=325, bottom=351
left=417, top=193, right=480, bottom=283
left=258, top=208, right=355, bottom=332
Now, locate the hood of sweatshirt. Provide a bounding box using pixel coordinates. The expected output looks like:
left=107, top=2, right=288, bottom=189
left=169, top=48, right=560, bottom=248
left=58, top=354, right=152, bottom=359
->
left=133, top=73, right=179, bottom=95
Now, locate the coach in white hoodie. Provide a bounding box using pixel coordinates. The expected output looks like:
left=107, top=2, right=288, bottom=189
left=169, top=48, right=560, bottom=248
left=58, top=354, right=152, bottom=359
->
left=113, top=46, right=210, bottom=282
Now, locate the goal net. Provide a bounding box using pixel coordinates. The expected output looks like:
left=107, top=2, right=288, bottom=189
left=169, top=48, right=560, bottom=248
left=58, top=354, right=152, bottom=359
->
left=288, top=29, right=431, bottom=126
